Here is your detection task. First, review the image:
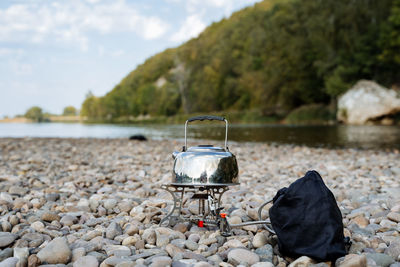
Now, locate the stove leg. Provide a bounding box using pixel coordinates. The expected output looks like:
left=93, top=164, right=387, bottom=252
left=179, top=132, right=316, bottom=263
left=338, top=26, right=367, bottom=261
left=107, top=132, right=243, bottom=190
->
left=160, top=185, right=185, bottom=227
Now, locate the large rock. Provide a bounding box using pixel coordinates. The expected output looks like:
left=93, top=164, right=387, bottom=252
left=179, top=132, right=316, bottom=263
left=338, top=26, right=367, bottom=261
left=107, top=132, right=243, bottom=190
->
left=37, top=237, right=71, bottom=264
left=337, top=80, right=400, bottom=124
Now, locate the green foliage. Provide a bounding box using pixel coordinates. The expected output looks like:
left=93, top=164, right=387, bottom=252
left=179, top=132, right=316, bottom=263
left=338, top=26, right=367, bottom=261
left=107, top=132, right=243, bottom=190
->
left=285, top=104, right=335, bottom=124
left=25, top=106, right=44, bottom=122
left=81, top=0, right=399, bottom=122
left=62, top=106, right=78, bottom=116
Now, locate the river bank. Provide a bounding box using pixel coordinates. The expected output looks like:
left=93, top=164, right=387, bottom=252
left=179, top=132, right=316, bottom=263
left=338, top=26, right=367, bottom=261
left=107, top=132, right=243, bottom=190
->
left=0, top=138, right=399, bottom=266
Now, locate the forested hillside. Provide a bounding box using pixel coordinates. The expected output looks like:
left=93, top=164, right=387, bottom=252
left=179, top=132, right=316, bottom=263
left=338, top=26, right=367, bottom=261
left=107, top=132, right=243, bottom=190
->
left=81, top=0, right=400, bottom=121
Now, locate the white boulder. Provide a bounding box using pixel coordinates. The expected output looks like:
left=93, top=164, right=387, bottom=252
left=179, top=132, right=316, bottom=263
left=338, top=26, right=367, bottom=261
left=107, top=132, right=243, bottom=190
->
left=337, top=80, right=400, bottom=124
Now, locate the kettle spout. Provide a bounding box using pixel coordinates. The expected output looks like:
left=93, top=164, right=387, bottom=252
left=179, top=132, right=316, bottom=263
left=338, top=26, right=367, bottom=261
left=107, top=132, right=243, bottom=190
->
left=172, top=151, right=179, bottom=159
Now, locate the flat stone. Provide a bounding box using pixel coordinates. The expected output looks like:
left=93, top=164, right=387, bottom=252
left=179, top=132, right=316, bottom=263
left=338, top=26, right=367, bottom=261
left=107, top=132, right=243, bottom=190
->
left=73, top=255, right=98, bottom=267
left=228, top=248, right=260, bottom=266
left=37, top=237, right=71, bottom=264
left=0, top=233, right=17, bottom=248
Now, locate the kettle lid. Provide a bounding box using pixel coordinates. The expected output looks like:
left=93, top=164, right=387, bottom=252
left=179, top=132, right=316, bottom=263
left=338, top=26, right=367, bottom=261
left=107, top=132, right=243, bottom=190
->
left=187, top=145, right=226, bottom=152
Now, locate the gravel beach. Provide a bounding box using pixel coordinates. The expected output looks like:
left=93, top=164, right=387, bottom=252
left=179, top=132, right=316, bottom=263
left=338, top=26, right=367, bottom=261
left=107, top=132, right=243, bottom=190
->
left=0, top=138, right=399, bottom=267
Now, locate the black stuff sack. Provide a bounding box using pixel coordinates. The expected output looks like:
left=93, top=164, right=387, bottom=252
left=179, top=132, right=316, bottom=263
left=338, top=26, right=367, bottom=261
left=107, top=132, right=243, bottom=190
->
left=269, top=170, right=346, bottom=261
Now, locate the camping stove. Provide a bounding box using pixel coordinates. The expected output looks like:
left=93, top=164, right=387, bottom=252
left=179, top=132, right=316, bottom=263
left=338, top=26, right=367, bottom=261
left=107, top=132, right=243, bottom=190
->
left=160, top=115, right=274, bottom=236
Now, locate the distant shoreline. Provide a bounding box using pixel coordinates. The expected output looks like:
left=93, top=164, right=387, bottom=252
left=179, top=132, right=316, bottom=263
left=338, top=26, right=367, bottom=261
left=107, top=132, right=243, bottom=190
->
left=0, top=115, right=82, bottom=123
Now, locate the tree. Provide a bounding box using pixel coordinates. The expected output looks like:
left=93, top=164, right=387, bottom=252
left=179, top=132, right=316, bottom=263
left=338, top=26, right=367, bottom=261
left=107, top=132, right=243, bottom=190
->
left=25, top=106, right=44, bottom=122
left=62, top=106, right=78, bottom=116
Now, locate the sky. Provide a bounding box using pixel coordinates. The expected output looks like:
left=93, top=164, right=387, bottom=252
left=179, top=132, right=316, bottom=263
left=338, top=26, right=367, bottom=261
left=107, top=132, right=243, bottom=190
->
left=0, top=0, right=261, bottom=117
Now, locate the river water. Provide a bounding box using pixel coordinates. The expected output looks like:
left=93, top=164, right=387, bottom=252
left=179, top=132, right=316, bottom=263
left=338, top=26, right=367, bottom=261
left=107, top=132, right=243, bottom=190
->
left=0, top=122, right=399, bottom=149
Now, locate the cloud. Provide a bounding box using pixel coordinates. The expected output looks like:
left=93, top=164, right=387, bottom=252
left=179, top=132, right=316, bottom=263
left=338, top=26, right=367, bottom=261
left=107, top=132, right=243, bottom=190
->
left=11, top=61, right=32, bottom=75
left=170, top=14, right=206, bottom=43
left=0, top=0, right=169, bottom=50
left=0, top=48, right=25, bottom=58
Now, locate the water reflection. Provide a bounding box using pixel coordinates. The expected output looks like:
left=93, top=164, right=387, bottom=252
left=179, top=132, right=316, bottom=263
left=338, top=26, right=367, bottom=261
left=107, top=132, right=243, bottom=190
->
left=0, top=122, right=399, bottom=149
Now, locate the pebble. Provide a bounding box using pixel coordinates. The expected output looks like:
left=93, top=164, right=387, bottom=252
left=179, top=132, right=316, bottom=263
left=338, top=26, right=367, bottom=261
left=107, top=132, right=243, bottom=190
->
left=288, top=256, right=315, bottom=267
left=228, top=248, right=260, bottom=266
left=386, top=240, right=400, bottom=260
left=37, top=237, right=72, bottom=264
left=41, top=212, right=60, bottom=222
left=251, top=263, right=274, bottom=267
left=71, top=247, right=86, bottom=262
left=30, top=221, right=45, bottom=232
left=13, top=247, right=29, bottom=266
left=73, top=255, right=99, bottom=267
left=387, top=212, right=400, bottom=223
left=254, top=244, right=273, bottom=262
left=60, top=215, right=77, bottom=226
left=365, top=253, right=395, bottom=267
left=0, top=138, right=399, bottom=266
left=199, top=237, right=217, bottom=246
left=104, top=199, right=117, bottom=210
left=106, top=222, right=123, bottom=240
left=0, top=257, right=18, bottom=266
left=143, top=229, right=156, bottom=245
left=336, top=254, right=367, bottom=267
left=185, top=240, right=199, bottom=251
left=0, top=248, right=13, bottom=262
left=27, top=254, right=40, bottom=267
left=0, top=233, right=17, bottom=248
left=253, top=232, right=268, bottom=248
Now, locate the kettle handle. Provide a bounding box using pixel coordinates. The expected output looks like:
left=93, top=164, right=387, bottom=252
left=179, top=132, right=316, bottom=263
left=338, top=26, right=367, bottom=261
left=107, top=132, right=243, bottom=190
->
left=184, top=115, right=229, bottom=151
left=187, top=115, right=225, bottom=122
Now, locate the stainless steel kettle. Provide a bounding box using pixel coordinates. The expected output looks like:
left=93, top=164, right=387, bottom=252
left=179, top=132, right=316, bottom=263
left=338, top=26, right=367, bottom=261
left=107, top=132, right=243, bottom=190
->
left=171, top=115, right=239, bottom=186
